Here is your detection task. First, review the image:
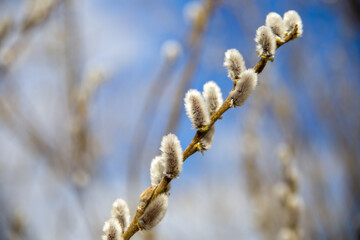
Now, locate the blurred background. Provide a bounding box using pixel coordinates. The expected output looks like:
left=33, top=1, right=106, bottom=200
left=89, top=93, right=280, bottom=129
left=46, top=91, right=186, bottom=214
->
left=0, top=0, right=359, bottom=239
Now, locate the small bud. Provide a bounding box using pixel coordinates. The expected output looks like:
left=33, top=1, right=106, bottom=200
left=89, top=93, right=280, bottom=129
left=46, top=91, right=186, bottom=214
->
left=138, top=194, right=169, bottom=230
left=183, top=1, right=203, bottom=24
left=139, top=186, right=156, bottom=210
left=273, top=182, right=291, bottom=205
left=255, top=26, right=276, bottom=58
left=283, top=10, right=303, bottom=37
left=223, top=49, right=246, bottom=80
left=277, top=143, right=292, bottom=162
left=199, top=125, right=215, bottom=150
left=102, top=218, right=123, bottom=240
left=203, top=81, right=223, bottom=115
left=160, top=133, right=183, bottom=179
left=161, top=40, right=182, bottom=61
left=286, top=194, right=304, bottom=216
left=111, top=199, right=130, bottom=232
left=150, top=156, right=165, bottom=186
left=278, top=228, right=297, bottom=240
left=184, top=89, right=210, bottom=130
left=229, top=69, right=258, bottom=107
left=266, top=12, right=285, bottom=37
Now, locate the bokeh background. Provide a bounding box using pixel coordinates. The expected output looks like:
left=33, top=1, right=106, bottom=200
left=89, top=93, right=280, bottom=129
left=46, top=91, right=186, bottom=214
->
left=0, top=0, right=359, bottom=239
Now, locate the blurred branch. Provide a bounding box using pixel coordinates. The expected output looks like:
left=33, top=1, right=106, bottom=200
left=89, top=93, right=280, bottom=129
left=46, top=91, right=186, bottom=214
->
left=0, top=17, right=12, bottom=48
left=0, top=94, right=67, bottom=175
left=241, top=83, right=277, bottom=240
left=0, top=0, right=61, bottom=73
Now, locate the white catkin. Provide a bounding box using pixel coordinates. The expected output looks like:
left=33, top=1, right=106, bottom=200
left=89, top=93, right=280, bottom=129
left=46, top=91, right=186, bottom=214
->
left=184, top=89, right=210, bottom=129
left=199, top=125, right=215, bottom=150
left=203, top=81, right=223, bottom=115
left=266, top=12, right=285, bottom=37
left=150, top=156, right=165, bottom=186
left=223, top=49, right=246, bottom=80
left=111, top=199, right=130, bottom=232
left=161, top=40, right=182, bottom=61
left=138, top=194, right=169, bottom=230
left=102, top=218, right=123, bottom=240
left=160, top=133, right=183, bottom=179
left=229, top=69, right=258, bottom=107
left=255, top=26, right=276, bottom=58
left=283, top=10, right=303, bottom=37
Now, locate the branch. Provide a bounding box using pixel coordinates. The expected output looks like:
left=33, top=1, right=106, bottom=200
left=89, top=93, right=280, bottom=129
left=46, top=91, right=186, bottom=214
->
left=122, top=25, right=301, bottom=240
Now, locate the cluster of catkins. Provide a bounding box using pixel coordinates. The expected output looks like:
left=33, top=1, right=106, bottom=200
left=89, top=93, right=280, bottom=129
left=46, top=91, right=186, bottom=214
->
left=275, top=144, right=304, bottom=240
left=255, top=10, right=303, bottom=59
left=102, top=10, right=303, bottom=240
left=103, top=133, right=183, bottom=239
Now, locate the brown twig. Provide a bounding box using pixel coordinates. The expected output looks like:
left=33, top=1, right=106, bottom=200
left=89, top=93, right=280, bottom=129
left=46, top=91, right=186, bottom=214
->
left=121, top=25, right=301, bottom=240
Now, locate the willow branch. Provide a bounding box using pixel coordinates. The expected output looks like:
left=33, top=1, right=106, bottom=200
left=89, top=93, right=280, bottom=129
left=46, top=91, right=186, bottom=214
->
left=122, top=25, right=300, bottom=240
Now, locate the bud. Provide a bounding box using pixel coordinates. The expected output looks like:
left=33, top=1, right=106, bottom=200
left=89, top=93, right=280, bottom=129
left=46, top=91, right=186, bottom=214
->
left=278, top=228, right=297, bottom=240
left=102, top=218, right=123, bottom=240
left=273, top=182, right=291, bottom=206
left=286, top=194, right=304, bottom=217
left=283, top=10, right=303, bottom=37
left=255, top=26, right=276, bottom=58
left=138, top=194, right=169, bottom=230
left=229, top=69, right=258, bottom=107
left=223, top=49, right=246, bottom=80
left=184, top=89, right=210, bottom=130
left=160, top=133, right=183, bottom=179
left=161, top=40, right=182, bottom=62
left=139, top=186, right=156, bottom=210
left=203, top=81, right=223, bottom=115
left=150, top=156, right=165, bottom=186
left=183, top=1, right=203, bottom=24
left=111, top=199, right=130, bottom=232
left=266, top=12, right=285, bottom=37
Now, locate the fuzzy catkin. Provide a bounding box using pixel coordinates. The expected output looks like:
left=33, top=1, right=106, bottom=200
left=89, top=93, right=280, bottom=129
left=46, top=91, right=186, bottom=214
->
left=203, top=81, right=223, bottom=115
left=150, top=156, right=165, bottom=186
left=266, top=12, right=285, bottom=37
left=184, top=89, right=210, bottom=129
left=199, top=125, right=215, bottom=150
left=223, top=49, right=246, bottom=80
left=138, top=194, right=169, bottom=230
left=160, top=133, right=183, bottom=179
left=230, top=69, right=258, bottom=107
left=111, top=199, right=130, bottom=232
left=161, top=40, right=182, bottom=61
left=283, top=10, right=303, bottom=37
left=102, top=218, right=123, bottom=240
left=255, top=26, right=276, bottom=58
